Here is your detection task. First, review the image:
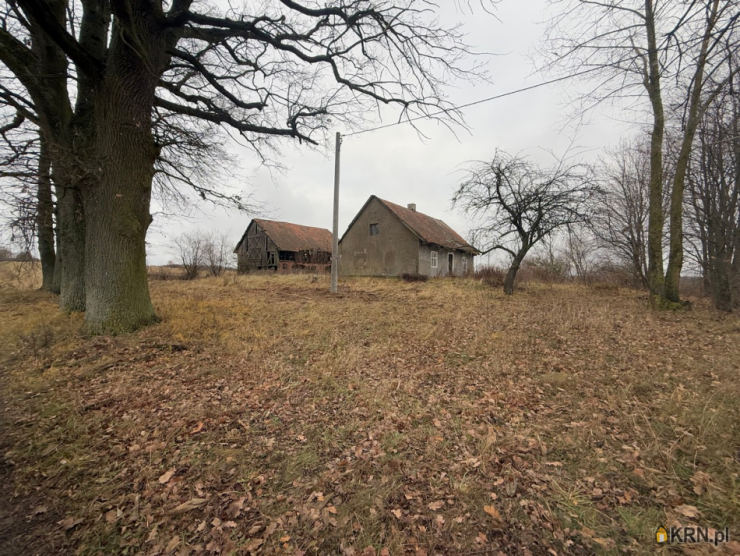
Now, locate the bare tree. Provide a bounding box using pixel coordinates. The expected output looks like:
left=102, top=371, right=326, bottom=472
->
left=543, top=0, right=740, bottom=306
left=0, top=0, right=490, bottom=333
left=172, top=231, right=205, bottom=281
left=564, top=226, right=600, bottom=283
left=590, top=140, right=652, bottom=288
left=453, top=150, right=596, bottom=295
left=0, top=104, right=57, bottom=290
left=686, top=76, right=740, bottom=311
left=203, top=231, right=231, bottom=278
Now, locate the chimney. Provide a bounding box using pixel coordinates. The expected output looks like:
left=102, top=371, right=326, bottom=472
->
left=407, top=203, right=417, bottom=212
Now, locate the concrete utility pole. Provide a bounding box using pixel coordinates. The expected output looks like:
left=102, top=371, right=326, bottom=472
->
left=330, top=132, right=342, bottom=294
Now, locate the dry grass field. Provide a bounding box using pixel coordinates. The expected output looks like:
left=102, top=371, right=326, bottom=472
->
left=0, top=261, right=739, bottom=555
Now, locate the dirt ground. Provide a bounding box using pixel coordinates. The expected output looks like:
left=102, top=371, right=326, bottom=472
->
left=0, top=265, right=739, bottom=555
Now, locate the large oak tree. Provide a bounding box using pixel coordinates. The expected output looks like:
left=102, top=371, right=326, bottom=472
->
left=0, top=0, right=483, bottom=333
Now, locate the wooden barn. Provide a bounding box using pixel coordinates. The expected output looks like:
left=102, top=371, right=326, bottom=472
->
left=234, top=219, right=332, bottom=274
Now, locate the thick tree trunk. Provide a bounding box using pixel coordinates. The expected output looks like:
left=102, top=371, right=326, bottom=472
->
left=36, top=134, right=56, bottom=292
left=54, top=180, right=86, bottom=312
left=81, top=20, right=163, bottom=333
left=503, top=249, right=527, bottom=295
left=82, top=125, right=158, bottom=333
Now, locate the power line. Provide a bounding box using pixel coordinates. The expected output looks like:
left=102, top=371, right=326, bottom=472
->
left=344, top=67, right=602, bottom=138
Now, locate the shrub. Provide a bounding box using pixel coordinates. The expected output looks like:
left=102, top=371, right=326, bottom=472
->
left=473, top=266, right=506, bottom=288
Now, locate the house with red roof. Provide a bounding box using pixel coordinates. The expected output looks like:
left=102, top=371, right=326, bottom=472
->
left=339, top=196, right=478, bottom=277
left=234, top=219, right=332, bottom=274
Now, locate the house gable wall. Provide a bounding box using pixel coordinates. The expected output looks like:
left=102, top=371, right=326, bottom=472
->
left=339, top=197, right=419, bottom=276
left=236, top=221, right=279, bottom=272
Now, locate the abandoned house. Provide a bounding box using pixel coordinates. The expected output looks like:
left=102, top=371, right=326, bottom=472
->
left=234, top=219, right=332, bottom=274
left=339, top=196, right=478, bottom=277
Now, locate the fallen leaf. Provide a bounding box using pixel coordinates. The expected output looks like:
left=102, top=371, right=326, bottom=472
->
left=484, top=505, right=502, bottom=522
left=674, top=504, right=700, bottom=518
left=190, top=422, right=204, bottom=434
left=158, top=468, right=176, bottom=484
left=58, top=517, right=83, bottom=531
left=31, top=505, right=47, bottom=516
left=170, top=498, right=208, bottom=514
left=391, top=509, right=402, bottom=519
left=580, top=527, right=596, bottom=538
left=165, top=535, right=180, bottom=553
left=690, top=471, right=710, bottom=496
left=245, top=538, right=264, bottom=553
left=428, top=501, right=444, bottom=511
left=227, top=496, right=246, bottom=518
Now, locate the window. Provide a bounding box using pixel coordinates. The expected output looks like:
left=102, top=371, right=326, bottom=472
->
left=369, top=223, right=379, bottom=236
left=430, top=250, right=438, bottom=269
left=462, top=255, right=468, bottom=274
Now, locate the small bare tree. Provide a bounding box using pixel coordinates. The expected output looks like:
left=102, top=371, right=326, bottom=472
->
left=203, top=231, right=231, bottom=278
left=453, top=150, right=596, bottom=295
left=564, top=226, right=600, bottom=283
left=590, top=140, right=652, bottom=288
left=172, top=232, right=205, bottom=280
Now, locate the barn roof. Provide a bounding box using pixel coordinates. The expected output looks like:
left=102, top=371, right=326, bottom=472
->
left=341, top=196, right=479, bottom=254
left=234, top=219, right=332, bottom=253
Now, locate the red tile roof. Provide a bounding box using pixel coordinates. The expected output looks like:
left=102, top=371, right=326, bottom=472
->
left=377, top=198, right=479, bottom=253
left=235, top=219, right=332, bottom=253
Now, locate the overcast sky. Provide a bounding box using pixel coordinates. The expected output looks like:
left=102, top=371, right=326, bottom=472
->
left=147, top=0, right=640, bottom=266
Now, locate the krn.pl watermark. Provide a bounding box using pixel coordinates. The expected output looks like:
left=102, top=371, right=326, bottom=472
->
left=656, top=525, right=730, bottom=546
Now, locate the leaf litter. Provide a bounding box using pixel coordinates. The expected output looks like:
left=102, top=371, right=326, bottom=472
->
left=0, top=274, right=739, bottom=554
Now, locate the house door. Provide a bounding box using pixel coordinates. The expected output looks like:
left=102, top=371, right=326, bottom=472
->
left=448, top=253, right=454, bottom=275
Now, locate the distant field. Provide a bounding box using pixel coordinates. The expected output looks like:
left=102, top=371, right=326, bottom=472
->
left=0, top=266, right=739, bottom=554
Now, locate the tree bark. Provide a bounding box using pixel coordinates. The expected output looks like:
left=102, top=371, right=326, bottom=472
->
left=51, top=209, right=61, bottom=295
left=54, top=177, right=86, bottom=312
left=36, top=133, right=55, bottom=291
left=709, top=252, right=733, bottom=312
left=81, top=10, right=164, bottom=333
left=665, top=0, right=720, bottom=303
left=644, top=0, right=666, bottom=304
left=732, top=241, right=739, bottom=309
left=503, top=249, right=527, bottom=295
